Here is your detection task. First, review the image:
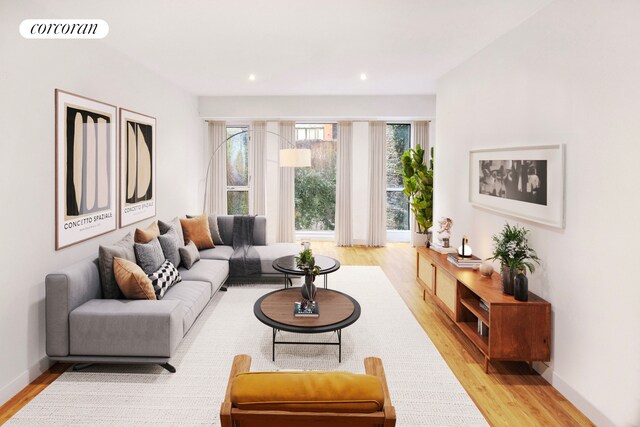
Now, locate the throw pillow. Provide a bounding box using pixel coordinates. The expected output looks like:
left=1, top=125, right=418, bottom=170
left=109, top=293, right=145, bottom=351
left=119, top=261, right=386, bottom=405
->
left=98, top=232, right=135, bottom=299
left=158, top=217, right=185, bottom=247
left=113, top=257, right=157, bottom=300
left=180, top=214, right=214, bottom=250
left=148, top=260, right=182, bottom=299
left=187, top=214, right=224, bottom=245
left=179, top=241, right=201, bottom=269
left=134, top=238, right=165, bottom=274
left=157, top=227, right=181, bottom=268
left=134, top=221, right=160, bottom=243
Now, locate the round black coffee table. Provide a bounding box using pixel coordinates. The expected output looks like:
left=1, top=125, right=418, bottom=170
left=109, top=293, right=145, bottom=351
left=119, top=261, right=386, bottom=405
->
left=272, top=255, right=340, bottom=289
left=254, top=287, right=360, bottom=362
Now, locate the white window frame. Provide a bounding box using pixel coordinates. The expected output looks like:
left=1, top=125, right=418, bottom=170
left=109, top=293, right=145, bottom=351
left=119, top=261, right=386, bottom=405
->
left=386, top=122, right=412, bottom=242
left=226, top=124, right=251, bottom=215
left=294, top=121, right=337, bottom=241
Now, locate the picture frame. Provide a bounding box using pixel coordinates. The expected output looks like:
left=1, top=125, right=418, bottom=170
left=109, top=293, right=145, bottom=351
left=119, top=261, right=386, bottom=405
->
left=469, top=144, right=565, bottom=228
left=119, top=108, right=156, bottom=227
left=55, top=89, right=117, bottom=250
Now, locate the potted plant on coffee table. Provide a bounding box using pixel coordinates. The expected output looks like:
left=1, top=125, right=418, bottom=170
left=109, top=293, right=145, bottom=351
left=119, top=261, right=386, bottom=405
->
left=295, top=248, right=321, bottom=303
left=487, top=223, right=540, bottom=296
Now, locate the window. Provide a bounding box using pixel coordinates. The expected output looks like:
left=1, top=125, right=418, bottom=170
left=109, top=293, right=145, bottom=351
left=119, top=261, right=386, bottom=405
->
left=294, top=123, right=337, bottom=232
left=386, top=124, right=411, bottom=231
left=226, top=126, right=249, bottom=215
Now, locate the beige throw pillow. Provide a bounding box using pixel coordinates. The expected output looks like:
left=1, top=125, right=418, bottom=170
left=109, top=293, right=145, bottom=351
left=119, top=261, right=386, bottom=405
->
left=113, top=257, right=157, bottom=300
left=134, top=221, right=160, bottom=244
left=180, top=215, right=214, bottom=250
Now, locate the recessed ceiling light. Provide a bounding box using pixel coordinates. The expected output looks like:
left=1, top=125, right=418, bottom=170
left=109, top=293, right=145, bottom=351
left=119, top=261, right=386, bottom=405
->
left=248, top=74, right=256, bottom=81
left=360, top=73, right=367, bottom=81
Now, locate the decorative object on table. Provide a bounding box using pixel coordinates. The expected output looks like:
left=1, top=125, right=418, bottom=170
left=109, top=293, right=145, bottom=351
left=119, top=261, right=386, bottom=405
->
left=458, top=235, right=472, bottom=257
left=487, top=222, right=540, bottom=295
left=479, top=261, right=494, bottom=277
left=447, top=252, right=482, bottom=269
left=119, top=108, right=156, bottom=227
left=426, top=226, right=433, bottom=248
left=468, top=144, right=566, bottom=228
left=202, top=128, right=311, bottom=213
left=398, top=144, right=434, bottom=239
left=295, top=248, right=321, bottom=302
left=55, top=89, right=117, bottom=250
left=302, top=241, right=311, bottom=250
left=436, top=217, right=453, bottom=247
left=293, top=300, right=320, bottom=318
left=514, top=268, right=529, bottom=301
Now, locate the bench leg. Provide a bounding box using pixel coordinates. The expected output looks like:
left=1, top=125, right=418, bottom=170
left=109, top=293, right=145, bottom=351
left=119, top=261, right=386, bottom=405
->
left=161, top=363, right=176, bottom=373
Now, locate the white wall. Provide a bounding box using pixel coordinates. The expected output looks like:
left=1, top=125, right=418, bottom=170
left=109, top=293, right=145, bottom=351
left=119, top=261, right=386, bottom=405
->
left=0, top=2, right=202, bottom=405
left=434, top=1, right=640, bottom=425
left=199, top=95, right=435, bottom=121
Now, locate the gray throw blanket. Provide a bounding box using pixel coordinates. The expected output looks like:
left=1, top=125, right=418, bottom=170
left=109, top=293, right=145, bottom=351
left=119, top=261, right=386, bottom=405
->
left=229, top=215, right=261, bottom=277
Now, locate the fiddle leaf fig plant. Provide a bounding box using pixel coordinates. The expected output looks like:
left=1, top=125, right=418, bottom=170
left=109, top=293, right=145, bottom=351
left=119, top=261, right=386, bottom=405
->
left=398, top=144, right=434, bottom=233
left=295, top=249, right=321, bottom=278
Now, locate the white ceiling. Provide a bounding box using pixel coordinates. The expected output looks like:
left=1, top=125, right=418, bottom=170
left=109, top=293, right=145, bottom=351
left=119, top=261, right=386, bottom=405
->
left=38, top=0, right=552, bottom=96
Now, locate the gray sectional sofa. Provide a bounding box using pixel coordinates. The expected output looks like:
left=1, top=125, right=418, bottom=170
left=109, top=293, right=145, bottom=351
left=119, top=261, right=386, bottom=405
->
left=45, top=215, right=300, bottom=372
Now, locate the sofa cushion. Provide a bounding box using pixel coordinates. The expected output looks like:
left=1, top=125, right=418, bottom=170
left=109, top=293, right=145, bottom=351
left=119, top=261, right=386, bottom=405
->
left=134, top=238, right=166, bottom=274
left=134, top=221, right=160, bottom=243
left=113, top=257, right=156, bottom=300
left=217, top=216, right=266, bottom=246
left=149, top=260, right=182, bottom=299
left=69, top=299, right=183, bottom=357
left=180, top=215, right=214, bottom=250
left=199, top=245, right=234, bottom=261
left=98, top=232, right=135, bottom=299
left=178, top=259, right=228, bottom=294
left=179, top=241, right=201, bottom=269
left=230, top=371, right=385, bottom=413
left=163, top=281, right=211, bottom=333
left=253, top=243, right=302, bottom=274
left=158, top=227, right=181, bottom=267
left=158, top=217, right=185, bottom=248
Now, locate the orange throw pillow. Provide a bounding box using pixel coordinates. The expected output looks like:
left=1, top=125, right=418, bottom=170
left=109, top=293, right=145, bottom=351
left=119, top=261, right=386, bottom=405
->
left=180, top=215, right=214, bottom=250
left=134, top=221, right=160, bottom=243
left=113, top=257, right=157, bottom=300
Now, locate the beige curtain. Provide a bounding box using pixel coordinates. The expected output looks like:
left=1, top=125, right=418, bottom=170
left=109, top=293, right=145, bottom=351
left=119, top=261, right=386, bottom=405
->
left=367, top=121, right=387, bottom=247
left=205, top=121, right=227, bottom=214
left=411, top=121, right=430, bottom=245
left=336, top=121, right=353, bottom=246
left=249, top=121, right=266, bottom=215
left=278, top=121, right=296, bottom=242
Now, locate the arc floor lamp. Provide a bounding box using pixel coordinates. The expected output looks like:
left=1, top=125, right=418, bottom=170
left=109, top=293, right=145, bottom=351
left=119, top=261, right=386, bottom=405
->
left=202, top=128, right=311, bottom=213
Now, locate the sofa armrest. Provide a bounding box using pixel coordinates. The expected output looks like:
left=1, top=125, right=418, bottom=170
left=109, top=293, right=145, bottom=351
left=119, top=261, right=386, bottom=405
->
left=46, top=258, right=101, bottom=357
left=221, top=354, right=252, bottom=427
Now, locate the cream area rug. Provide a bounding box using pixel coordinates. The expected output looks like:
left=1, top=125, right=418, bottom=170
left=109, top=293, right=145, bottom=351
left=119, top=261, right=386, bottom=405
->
left=8, top=267, right=486, bottom=426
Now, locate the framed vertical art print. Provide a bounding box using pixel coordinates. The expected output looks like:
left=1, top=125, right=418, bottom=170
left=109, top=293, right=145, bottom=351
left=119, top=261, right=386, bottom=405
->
left=55, top=89, right=117, bottom=250
left=119, top=109, right=156, bottom=227
left=469, top=144, right=565, bottom=228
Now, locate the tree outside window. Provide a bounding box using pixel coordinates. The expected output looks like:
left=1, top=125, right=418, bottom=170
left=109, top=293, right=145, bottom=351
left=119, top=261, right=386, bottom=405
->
left=386, top=124, right=411, bottom=230
left=226, top=126, right=249, bottom=215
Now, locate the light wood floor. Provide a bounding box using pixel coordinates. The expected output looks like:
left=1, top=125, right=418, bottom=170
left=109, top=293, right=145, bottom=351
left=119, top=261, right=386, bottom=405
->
left=0, top=242, right=593, bottom=426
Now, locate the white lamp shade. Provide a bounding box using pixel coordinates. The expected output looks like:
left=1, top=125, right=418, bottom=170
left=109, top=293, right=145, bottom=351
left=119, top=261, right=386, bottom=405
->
left=279, top=148, right=311, bottom=167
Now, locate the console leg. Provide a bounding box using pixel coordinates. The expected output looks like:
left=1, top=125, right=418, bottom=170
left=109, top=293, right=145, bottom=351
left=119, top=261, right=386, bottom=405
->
left=161, top=363, right=176, bottom=373
left=484, top=357, right=490, bottom=374
left=73, top=363, right=93, bottom=371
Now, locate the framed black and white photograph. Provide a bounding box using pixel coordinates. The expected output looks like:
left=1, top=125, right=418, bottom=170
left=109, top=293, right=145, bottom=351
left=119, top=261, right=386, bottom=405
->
left=55, top=89, right=117, bottom=250
left=119, top=108, right=156, bottom=227
left=469, top=145, right=565, bottom=228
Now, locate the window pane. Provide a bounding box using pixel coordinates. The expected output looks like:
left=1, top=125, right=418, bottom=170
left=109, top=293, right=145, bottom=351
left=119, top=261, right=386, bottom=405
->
left=387, top=190, right=409, bottom=230
left=386, top=124, right=411, bottom=188
left=226, top=127, right=248, bottom=186
left=227, top=191, right=248, bottom=215
left=295, top=123, right=337, bottom=231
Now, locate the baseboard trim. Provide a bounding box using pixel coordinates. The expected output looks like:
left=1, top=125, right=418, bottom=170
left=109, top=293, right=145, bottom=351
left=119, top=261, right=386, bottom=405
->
left=537, top=364, right=614, bottom=426
left=0, top=356, right=51, bottom=407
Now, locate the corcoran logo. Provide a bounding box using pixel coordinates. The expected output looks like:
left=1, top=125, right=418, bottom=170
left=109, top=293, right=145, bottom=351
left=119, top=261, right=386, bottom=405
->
left=19, top=19, right=109, bottom=39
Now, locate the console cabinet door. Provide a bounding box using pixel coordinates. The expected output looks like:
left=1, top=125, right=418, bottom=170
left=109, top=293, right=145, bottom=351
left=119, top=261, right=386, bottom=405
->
left=435, top=269, right=457, bottom=319
left=418, top=254, right=434, bottom=291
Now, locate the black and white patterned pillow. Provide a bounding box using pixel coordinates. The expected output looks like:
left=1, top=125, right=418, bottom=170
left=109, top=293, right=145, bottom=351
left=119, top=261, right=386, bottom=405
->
left=148, top=260, right=181, bottom=299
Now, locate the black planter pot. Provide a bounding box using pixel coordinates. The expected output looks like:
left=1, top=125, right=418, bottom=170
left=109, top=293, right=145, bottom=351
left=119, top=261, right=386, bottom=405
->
left=501, top=267, right=515, bottom=295
left=514, top=270, right=529, bottom=301
left=301, top=275, right=317, bottom=302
